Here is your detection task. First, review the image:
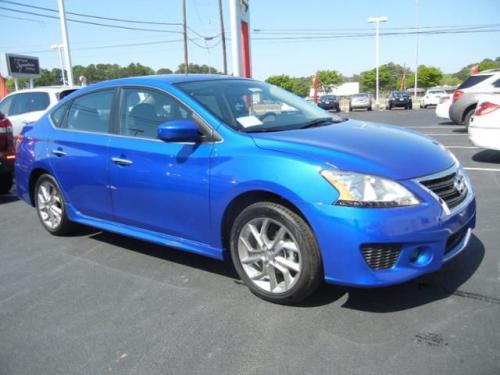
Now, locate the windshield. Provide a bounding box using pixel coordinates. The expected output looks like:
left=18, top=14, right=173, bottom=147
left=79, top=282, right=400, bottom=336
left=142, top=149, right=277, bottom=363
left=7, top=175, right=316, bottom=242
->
left=176, top=79, right=344, bottom=133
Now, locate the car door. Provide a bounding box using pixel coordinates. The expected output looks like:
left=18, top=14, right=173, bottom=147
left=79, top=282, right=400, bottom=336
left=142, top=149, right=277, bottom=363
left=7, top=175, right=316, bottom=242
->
left=48, top=89, right=115, bottom=220
left=107, top=86, right=214, bottom=244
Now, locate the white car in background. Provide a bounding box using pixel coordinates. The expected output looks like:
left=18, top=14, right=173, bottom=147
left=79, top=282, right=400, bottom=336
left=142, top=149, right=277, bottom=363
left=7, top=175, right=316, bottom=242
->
left=468, top=94, right=500, bottom=151
left=435, top=94, right=452, bottom=120
left=420, top=88, right=447, bottom=108
left=0, top=86, right=78, bottom=136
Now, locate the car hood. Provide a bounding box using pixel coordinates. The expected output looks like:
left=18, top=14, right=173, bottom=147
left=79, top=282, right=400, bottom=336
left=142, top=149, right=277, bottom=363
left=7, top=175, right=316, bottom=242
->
left=251, top=119, right=455, bottom=180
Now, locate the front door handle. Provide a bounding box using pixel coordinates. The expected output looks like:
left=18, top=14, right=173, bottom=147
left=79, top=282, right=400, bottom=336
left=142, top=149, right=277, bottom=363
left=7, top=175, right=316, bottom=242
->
left=111, top=157, right=133, bottom=166
left=52, top=149, right=67, bottom=157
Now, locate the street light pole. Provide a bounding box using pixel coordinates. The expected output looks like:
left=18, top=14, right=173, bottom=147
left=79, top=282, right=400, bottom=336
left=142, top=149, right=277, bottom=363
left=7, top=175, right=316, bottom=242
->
left=51, top=44, right=66, bottom=86
left=57, top=0, right=74, bottom=85
left=414, top=0, right=420, bottom=101
left=368, top=16, right=388, bottom=107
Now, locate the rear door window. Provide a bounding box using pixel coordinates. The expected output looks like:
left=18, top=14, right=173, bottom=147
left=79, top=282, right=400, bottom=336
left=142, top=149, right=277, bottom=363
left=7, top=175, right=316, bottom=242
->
left=458, top=75, right=492, bottom=89
left=66, top=90, right=114, bottom=133
left=9, top=92, right=50, bottom=116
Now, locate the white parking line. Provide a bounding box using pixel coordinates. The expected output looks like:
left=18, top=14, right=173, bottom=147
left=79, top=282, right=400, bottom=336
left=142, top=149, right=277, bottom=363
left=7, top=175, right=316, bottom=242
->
left=464, top=167, right=500, bottom=172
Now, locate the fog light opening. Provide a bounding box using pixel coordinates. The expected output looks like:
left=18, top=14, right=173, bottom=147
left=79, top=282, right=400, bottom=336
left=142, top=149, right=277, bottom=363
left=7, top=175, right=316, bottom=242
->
left=409, top=246, right=432, bottom=266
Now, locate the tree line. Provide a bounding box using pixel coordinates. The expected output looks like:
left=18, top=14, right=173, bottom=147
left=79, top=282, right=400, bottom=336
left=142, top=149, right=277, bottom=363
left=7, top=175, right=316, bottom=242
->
left=266, top=57, right=500, bottom=97
left=5, top=57, right=499, bottom=97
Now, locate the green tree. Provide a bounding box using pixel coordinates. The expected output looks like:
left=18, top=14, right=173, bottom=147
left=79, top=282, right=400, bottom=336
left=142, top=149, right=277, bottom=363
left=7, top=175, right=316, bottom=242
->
left=175, top=63, right=219, bottom=74
left=359, top=68, right=391, bottom=93
left=265, top=75, right=309, bottom=97
left=440, top=73, right=461, bottom=86
left=157, top=68, right=173, bottom=74
left=315, top=70, right=343, bottom=93
left=416, top=65, right=443, bottom=88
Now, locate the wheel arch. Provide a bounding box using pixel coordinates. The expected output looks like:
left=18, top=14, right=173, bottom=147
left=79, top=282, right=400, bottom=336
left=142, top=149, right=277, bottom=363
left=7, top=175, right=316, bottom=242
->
left=462, top=103, right=477, bottom=123
left=220, top=190, right=312, bottom=254
left=28, top=167, right=51, bottom=206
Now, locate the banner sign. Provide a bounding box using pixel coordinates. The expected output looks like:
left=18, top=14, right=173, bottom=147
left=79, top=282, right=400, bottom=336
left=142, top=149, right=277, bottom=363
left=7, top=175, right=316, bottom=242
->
left=230, top=0, right=251, bottom=78
left=5, top=53, right=41, bottom=78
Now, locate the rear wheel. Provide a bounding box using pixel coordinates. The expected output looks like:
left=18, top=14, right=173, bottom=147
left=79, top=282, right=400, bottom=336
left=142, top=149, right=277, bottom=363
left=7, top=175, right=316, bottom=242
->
left=35, top=174, right=74, bottom=235
left=464, top=108, right=475, bottom=130
left=0, top=173, right=13, bottom=194
left=230, top=202, right=323, bottom=304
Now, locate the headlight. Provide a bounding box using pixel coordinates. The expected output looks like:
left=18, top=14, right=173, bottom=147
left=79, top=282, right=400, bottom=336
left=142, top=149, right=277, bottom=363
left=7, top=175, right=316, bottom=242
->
left=321, top=170, right=420, bottom=208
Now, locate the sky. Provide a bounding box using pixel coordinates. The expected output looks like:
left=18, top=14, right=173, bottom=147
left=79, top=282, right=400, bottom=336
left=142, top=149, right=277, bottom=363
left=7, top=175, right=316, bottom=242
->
left=1, top=0, right=499, bottom=81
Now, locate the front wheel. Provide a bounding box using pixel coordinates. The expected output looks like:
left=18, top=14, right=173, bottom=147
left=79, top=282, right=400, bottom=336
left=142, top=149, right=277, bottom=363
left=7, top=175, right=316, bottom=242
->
left=35, top=174, right=75, bottom=235
left=230, top=202, right=323, bottom=304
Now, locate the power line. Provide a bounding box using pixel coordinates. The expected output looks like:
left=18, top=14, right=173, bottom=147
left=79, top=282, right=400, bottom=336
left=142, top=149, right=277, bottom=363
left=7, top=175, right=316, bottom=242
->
left=0, top=0, right=182, bottom=26
left=0, top=5, right=184, bottom=33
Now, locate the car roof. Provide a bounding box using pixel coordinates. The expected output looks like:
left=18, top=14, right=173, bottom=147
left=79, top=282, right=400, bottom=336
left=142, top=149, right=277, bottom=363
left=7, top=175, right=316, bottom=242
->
left=72, top=74, right=247, bottom=94
left=4, top=86, right=79, bottom=95
left=96, top=74, right=240, bottom=86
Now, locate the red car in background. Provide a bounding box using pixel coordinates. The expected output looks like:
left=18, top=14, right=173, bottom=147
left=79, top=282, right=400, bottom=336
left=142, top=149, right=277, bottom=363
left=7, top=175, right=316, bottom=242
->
left=0, top=112, right=15, bottom=194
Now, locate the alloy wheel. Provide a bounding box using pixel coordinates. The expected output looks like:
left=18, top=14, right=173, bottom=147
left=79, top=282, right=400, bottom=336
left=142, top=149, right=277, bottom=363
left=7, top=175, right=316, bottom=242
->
left=238, top=217, right=301, bottom=293
left=37, top=180, right=63, bottom=230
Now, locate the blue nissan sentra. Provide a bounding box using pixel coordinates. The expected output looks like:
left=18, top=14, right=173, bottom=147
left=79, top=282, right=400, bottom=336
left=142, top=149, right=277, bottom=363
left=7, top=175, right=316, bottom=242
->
left=15, top=75, right=476, bottom=304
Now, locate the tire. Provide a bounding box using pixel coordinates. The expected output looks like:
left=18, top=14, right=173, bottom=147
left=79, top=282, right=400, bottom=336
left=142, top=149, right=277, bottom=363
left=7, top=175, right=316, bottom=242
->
left=34, top=174, right=74, bottom=236
left=230, top=202, right=323, bottom=304
left=464, top=109, right=475, bottom=130
left=349, top=106, right=352, bottom=112
left=0, top=173, right=13, bottom=194
left=367, top=105, right=372, bottom=111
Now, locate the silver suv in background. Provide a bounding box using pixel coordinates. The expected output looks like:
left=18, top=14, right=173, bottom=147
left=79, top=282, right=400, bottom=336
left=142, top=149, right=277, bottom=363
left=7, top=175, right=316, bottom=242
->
left=449, top=70, right=500, bottom=128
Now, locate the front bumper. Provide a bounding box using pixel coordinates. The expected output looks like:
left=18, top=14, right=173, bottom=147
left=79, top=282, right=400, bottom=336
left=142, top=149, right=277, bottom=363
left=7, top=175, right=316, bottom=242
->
left=299, top=184, right=476, bottom=287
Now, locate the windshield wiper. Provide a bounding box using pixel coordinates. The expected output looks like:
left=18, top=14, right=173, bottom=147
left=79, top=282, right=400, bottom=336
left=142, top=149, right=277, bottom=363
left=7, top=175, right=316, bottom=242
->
left=299, top=117, right=345, bottom=129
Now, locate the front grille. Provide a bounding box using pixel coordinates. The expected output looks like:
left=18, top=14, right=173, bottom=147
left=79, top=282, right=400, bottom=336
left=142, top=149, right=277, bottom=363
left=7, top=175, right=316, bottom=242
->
left=445, top=227, right=467, bottom=254
left=361, top=244, right=402, bottom=270
left=420, top=171, right=468, bottom=210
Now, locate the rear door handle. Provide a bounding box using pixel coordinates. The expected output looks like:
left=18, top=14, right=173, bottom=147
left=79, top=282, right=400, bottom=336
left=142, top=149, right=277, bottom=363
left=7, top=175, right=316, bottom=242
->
left=52, top=149, right=67, bottom=157
left=111, top=157, right=133, bottom=166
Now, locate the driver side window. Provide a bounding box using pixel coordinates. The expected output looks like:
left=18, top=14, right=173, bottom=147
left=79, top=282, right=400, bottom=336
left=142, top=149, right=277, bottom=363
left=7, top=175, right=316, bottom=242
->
left=119, top=88, right=194, bottom=139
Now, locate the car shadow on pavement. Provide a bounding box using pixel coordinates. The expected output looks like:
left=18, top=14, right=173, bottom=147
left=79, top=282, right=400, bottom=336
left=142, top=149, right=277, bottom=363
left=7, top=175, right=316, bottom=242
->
left=472, top=149, right=500, bottom=164
left=452, top=127, right=467, bottom=133
left=0, top=193, right=18, bottom=204
left=335, top=234, right=485, bottom=312
left=88, top=231, right=239, bottom=279
left=85, top=230, right=484, bottom=310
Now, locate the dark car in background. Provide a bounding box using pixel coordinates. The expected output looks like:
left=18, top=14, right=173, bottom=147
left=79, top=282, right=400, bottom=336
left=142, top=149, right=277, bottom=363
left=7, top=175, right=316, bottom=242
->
left=386, top=91, right=412, bottom=110
left=0, top=112, right=15, bottom=194
left=317, top=95, right=340, bottom=112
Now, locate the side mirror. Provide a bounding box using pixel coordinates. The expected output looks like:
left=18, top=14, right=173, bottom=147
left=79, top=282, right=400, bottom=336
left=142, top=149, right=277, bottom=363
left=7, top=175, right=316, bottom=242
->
left=157, top=120, right=200, bottom=142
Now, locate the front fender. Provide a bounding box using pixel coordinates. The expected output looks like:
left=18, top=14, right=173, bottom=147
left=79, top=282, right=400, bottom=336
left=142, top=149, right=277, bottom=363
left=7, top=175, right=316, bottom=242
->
left=209, top=137, right=339, bottom=248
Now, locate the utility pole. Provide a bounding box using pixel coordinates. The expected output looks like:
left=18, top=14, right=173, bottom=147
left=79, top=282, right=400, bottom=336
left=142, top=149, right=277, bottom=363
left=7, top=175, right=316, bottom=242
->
left=182, top=0, right=189, bottom=74
left=368, top=16, right=388, bottom=107
left=218, top=0, right=228, bottom=74
left=414, top=0, right=420, bottom=102
left=57, top=0, right=74, bottom=85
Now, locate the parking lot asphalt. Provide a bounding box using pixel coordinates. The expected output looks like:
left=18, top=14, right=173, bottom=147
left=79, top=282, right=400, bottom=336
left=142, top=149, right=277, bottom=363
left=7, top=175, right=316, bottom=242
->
left=1, top=108, right=499, bottom=375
